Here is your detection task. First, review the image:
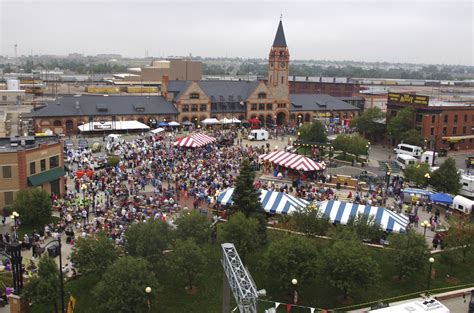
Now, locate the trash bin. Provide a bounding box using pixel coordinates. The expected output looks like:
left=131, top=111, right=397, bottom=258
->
left=47, top=244, right=59, bottom=257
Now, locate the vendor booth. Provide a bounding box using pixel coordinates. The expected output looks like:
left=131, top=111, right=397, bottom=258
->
left=401, top=188, right=433, bottom=204
left=429, top=193, right=453, bottom=205
left=217, top=188, right=309, bottom=215
left=78, top=120, right=150, bottom=132
left=318, top=200, right=409, bottom=232
left=259, top=151, right=325, bottom=172
left=174, top=133, right=216, bottom=148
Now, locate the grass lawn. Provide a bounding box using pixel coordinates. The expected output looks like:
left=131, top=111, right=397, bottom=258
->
left=30, top=230, right=474, bottom=313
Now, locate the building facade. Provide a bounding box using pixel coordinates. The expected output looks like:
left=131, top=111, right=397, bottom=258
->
left=289, top=77, right=360, bottom=97
left=387, top=92, right=474, bottom=151
left=0, top=136, right=65, bottom=213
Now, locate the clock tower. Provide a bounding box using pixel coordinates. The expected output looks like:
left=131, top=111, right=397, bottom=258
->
left=267, top=20, right=289, bottom=102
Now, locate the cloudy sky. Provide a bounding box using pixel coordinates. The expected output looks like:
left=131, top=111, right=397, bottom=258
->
left=1, top=0, right=472, bottom=65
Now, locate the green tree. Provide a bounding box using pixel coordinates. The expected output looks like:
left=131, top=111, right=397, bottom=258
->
left=332, top=134, right=369, bottom=158
left=231, top=158, right=263, bottom=217
left=402, top=129, right=424, bottom=146
left=319, top=231, right=380, bottom=299
left=444, top=216, right=474, bottom=263
left=93, top=256, right=159, bottom=313
left=125, top=219, right=173, bottom=264
left=440, top=250, right=463, bottom=275
left=387, top=107, right=415, bottom=142
left=168, top=239, right=207, bottom=290
left=298, top=120, right=327, bottom=143
left=12, top=188, right=52, bottom=226
left=262, top=235, right=318, bottom=287
left=218, top=212, right=260, bottom=262
left=175, top=211, right=211, bottom=244
left=290, top=203, right=331, bottom=236
left=403, top=163, right=431, bottom=187
left=345, top=214, right=385, bottom=243
left=389, top=231, right=430, bottom=280
left=431, top=158, right=461, bottom=194
left=349, top=107, right=385, bottom=139
left=70, top=232, right=118, bottom=275
left=23, top=257, right=61, bottom=313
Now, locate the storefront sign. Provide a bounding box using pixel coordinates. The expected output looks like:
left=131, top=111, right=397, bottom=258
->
left=388, top=93, right=429, bottom=105
left=93, top=124, right=112, bottom=130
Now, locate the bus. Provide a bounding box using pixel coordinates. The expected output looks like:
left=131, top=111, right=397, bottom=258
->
left=393, top=144, right=423, bottom=158
left=395, top=154, right=417, bottom=170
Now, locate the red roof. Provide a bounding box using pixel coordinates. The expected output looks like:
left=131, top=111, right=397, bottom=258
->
left=174, top=133, right=216, bottom=148
left=259, top=151, right=325, bottom=171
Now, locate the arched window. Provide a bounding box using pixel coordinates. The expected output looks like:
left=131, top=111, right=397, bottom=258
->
left=65, top=120, right=74, bottom=131
left=53, top=120, right=62, bottom=126
left=304, top=114, right=310, bottom=122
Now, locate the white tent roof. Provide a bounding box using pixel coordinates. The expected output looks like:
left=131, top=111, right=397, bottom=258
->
left=150, top=127, right=165, bottom=134
left=201, top=118, right=220, bottom=125
left=221, top=117, right=241, bottom=124
left=168, top=121, right=180, bottom=126
left=78, top=121, right=150, bottom=132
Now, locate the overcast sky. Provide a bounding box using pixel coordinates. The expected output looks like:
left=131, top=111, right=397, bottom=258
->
left=1, top=0, right=472, bottom=65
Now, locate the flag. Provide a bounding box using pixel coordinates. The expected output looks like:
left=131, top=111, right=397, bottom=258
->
left=275, top=302, right=280, bottom=309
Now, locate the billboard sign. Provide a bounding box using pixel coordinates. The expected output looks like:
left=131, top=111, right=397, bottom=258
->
left=388, top=93, right=429, bottom=105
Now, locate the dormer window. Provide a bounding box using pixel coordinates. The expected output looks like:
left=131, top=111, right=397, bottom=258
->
left=219, top=95, right=225, bottom=101
left=190, top=93, right=200, bottom=99
left=258, top=92, right=266, bottom=99
left=228, top=95, right=234, bottom=101
left=133, top=104, right=145, bottom=112
left=96, top=103, right=108, bottom=112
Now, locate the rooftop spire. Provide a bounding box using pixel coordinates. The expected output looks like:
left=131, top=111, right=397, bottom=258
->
left=272, top=20, right=287, bottom=47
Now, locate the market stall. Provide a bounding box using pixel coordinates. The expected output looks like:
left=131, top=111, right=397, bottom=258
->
left=318, top=200, right=409, bottom=232
left=217, top=188, right=309, bottom=215
left=259, top=150, right=325, bottom=172
left=173, top=133, right=216, bottom=148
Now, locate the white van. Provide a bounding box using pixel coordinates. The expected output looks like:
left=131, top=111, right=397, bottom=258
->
left=395, top=154, right=417, bottom=170
left=393, top=144, right=422, bottom=158
left=248, top=129, right=269, bottom=141
left=421, top=151, right=438, bottom=165
left=460, top=173, right=474, bottom=198
left=453, top=195, right=474, bottom=214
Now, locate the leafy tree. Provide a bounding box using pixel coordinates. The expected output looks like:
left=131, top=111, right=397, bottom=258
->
left=175, top=211, right=211, bottom=244
left=389, top=231, right=430, bottom=280
left=345, top=214, right=385, bottom=243
left=349, top=107, right=385, bottom=139
left=319, top=230, right=380, bottom=299
left=403, top=163, right=431, bottom=187
left=125, top=219, right=173, bottom=264
left=93, top=256, right=159, bottom=313
left=168, top=239, right=207, bottom=290
left=387, top=107, right=415, bottom=142
left=440, top=250, right=463, bottom=275
left=291, top=203, right=331, bottom=236
left=24, top=257, right=61, bottom=313
left=218, top=212, right=260, bottom=262
left=298, top=120, right=327, bottom=143
left=332, top=134, right=369, bottom=157
left=262, top=235, right=318, bottom=287
left=431, top=158, right=461, bottom=194
left=402, top=129, right=424, bottom=146
left=12, top=188, right=51, bottom=226
left=107, top=156, right=120, bottom=167
left=444, top=216, right=474, bottom=263
left=70, top=232, right=118, bottom=275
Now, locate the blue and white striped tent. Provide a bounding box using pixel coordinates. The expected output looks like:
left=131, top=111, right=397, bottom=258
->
left=318, top=200, right=409, bottom=233
left=217, top=188, right=309, bottom=215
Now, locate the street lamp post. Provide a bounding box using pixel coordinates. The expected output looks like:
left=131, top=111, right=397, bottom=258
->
left=43, top=236, right=65, bottom=313
left=291, top=278, right=298, bottom=307
left=10, top=211, right=19, bottom=242
left=421, top=220, right=430, bottom=237
left=426, top=257, right=435, bottom=295
left=386, top=171, right=391, bottom=189
left=424, top=173, right=431, bottom=187
left=145, top=286, right=152, bottom=312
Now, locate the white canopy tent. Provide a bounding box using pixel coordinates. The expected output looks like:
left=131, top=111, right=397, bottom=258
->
left=221, top=117, right=241, bottom=124
left=201, top=118, right=221, bottom=125
left=150, top=127, right=165, bottom=134
left=78, top=121, right=150, bottom=132
left=168, top=121, right=180, bottom=126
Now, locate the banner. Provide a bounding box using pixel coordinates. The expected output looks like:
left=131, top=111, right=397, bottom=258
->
left=388, top=92, right=429, bottom=105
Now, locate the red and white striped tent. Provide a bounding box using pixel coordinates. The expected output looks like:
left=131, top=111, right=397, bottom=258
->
left=259, top=150, right=325, bottom=171
left=173, top=133, right=216, bottom=148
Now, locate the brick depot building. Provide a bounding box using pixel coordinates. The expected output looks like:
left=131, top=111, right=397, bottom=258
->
left=32, top=21, right=359, bottom=133
left=0, top=136, right=65, bottom=212
left=387, top=92, right=474, bottom=151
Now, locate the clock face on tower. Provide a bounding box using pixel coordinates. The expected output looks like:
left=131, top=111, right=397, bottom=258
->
left=280, top=62, right=286, bottom=68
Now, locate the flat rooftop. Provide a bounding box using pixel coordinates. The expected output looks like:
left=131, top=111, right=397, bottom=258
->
left=0, top=136, right=60, bottom=153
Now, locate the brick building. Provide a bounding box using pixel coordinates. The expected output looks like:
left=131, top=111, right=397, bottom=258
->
left=289, top=76, right=360, bottom=97
left=0, top=136, right=65, bottom=212
left=387, top=92, right=474, bottom=151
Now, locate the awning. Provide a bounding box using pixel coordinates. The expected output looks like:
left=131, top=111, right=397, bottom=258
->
left=28, top=167, right=65, bottom=186
left=201, top=118, right=221, bottom=125
left=318, top=200, right=409, bottom=233
left=221, top=118, right=241, bottom=124
left=78, top=121, right=150, bottom=132
left=259, top=150, right=325, bottom=171
left=217, top=188, right=309, bottom=215
left=150, top=128, right=165, bottom=134
left=429, top=193, right=453, bottom=205
left=174, top=133, right=216, bottom=148
left=442, top=135, right=474, bottom=142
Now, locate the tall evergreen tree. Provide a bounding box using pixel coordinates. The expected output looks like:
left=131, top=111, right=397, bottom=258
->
left=231, top=158, right=263, bottom=217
